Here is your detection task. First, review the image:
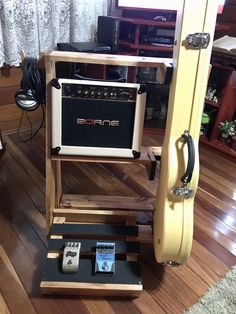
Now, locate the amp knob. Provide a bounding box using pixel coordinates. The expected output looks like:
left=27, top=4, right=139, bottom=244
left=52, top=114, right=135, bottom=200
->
left=64, top=85, right=71, bottom=96
left=77, top=88, right=82, bottom=96
left=96, top=90, right=102, bottom=97
left=83, top=90, right=89, bottom=97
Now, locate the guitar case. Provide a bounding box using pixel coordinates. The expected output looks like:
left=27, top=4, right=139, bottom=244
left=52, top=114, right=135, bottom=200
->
left=154, top=0, right=219, bottom=264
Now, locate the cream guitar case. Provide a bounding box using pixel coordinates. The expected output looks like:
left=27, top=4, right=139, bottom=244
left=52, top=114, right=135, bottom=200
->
left=154, top=0, right=219, bottom=264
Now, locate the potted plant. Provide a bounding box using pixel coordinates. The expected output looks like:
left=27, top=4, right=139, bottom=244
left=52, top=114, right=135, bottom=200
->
left=229, top=120, right=236, bottom=151
left=218, top=120, right=236, bottom=145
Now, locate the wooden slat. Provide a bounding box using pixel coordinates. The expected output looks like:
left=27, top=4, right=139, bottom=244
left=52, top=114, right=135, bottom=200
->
left=0, top=245, right=36, bottom=314
left=194, top=217, right=236, bottom=258
left=102, top=163, right=156, bottom=197
left=200, top=166, right=236, bottom=194
left=45, top=51, right=172, bottom=69
left=142, top=266, right=185, bottom=314
left=0, top=207, right=64, bottom=313
left=1, top=150, right=45, bottom=218
left=40, top=258, right=142, bottom=296
left=7, top=131, right=46, bottom=176
left=191, top=240, right=230, bottom=278
left=53, top=208, right=137, bottom=224
left=0, top=291, right=10, bottom=314
left=195, top=205, right=236, bottom=243
left=107, top=296, right=141, bottom=314
left=200, top=172, right=236, bottom=201
left=199, top=152, right=236, bottom=183
left=50, top=223, right=138, bottom=238
left=73, top=162, right=139, bottom=196
left=4, top=136, right=45, bottom=194
left=0, top=87, right=20, bottom=106
left=194, top=226, right=236, bottom=267
left=170, top=264, right=210, bottom=298
left=0, top=67, right=22, bottom=87
left=132, top=290, right=166, bottom=314
left=199, top=179, right=236, bottom=211
left=60, top=194, right=155, bottom=211
left=51, top=146, right=160, bottom=181
left=141, top=244, right=199, bottom=309
left=196, top=187, right=236, bottom=219
left=61, top=161, right=107, bottom=196
left=51, top=218, right=153, bottom=243
left=0, top=104, right=42, bottom=134
left=82, top=297, right=115, bottom=314
left=41, top=281, right=142, bottom=297
left=117, top=163, right=157, bottom=195
left=187, top=254, right=224, bottom=287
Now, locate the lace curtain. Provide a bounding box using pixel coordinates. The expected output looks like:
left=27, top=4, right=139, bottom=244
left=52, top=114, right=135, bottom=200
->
left=0, top=0, right=109, bottom=67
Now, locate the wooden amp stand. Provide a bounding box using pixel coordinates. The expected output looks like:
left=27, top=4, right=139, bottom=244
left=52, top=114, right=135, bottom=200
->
left=41, top=52, right=171, bottom=296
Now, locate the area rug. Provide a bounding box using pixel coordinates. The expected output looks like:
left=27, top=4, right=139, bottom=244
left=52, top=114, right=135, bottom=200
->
left=185, top=265, right=236, bottom=314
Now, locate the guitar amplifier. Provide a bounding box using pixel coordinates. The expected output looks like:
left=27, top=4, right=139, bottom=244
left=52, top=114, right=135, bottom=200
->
left=51, top=79, right=147, bottom=158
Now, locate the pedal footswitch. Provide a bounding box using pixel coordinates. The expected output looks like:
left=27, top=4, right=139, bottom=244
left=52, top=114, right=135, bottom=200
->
left=62, top=242, right=81, bottom=273
left=95, top=242, right=115, bottom=274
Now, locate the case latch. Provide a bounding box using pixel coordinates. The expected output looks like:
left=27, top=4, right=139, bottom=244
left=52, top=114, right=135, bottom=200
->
left=185, top=33, right=210, bottom=49
left=171, top=183, right=193, bottom=198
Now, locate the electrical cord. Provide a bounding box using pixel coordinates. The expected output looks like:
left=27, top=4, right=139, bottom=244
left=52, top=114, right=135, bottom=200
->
left=16, top=57, right=45, bottom=143
left=17, top=102, right=45, bottom=144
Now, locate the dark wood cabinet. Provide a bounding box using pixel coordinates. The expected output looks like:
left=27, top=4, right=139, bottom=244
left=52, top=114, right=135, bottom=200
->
left=117, top=16, right=175, bottom=57
left=200, top=52, right=236, bottom=160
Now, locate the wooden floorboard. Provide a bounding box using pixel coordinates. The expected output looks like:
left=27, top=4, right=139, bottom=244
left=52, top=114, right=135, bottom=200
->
left=0, top=129, right=235, bottom=313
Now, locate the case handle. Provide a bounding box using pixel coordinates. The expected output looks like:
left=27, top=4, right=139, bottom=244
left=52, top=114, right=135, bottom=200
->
left=171, top=130, right=195, bottom=198
left=180, top=130, right=195, bottom=184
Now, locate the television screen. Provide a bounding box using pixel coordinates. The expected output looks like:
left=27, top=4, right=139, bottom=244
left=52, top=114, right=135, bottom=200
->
left=117, top=0, right=225, bottom=14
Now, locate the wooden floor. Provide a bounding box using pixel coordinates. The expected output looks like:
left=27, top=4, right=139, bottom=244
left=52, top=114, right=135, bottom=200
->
left=0, top=129, right=235, bottom=314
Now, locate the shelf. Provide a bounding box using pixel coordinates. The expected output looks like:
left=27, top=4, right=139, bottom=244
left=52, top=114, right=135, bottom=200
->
left=50, top=146, right=161, bottom=163
left=200, top=135, right=236, bottom=161
left=117, top=15, right=174, bottom=58
left=117, top=17, right=226, bottom=30
left=50, top=146, right=162, bottom=181
left=117, top=16, right=176, bottom=27
left=201, top=58, right=236, bottom=159
left=205, top=99, right=221, bottom=108
left=211, top=61, right=235, bottom=72
left=215, top=23, right=231, bottom=32
left=119, top=41, right=173, bottom=52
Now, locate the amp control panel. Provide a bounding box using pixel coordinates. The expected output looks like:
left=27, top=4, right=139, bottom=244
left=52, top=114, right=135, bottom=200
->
left=62, top=83, right=137, bottom=101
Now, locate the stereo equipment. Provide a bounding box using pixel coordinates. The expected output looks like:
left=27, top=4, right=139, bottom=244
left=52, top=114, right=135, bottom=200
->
left=57, top=42, right=111, bottom=53
left=143, top=28, right=175, bottom=46
left=143, top=37, right=174, bottom=45
left=51, top=79, right=147, bottom=158
left=57, top=16, right=120, bottom=53
left=97, top=16, right=120, bottom=51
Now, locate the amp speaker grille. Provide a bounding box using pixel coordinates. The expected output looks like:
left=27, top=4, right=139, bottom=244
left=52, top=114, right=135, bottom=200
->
left=62, top=98, right=135, bottom=148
